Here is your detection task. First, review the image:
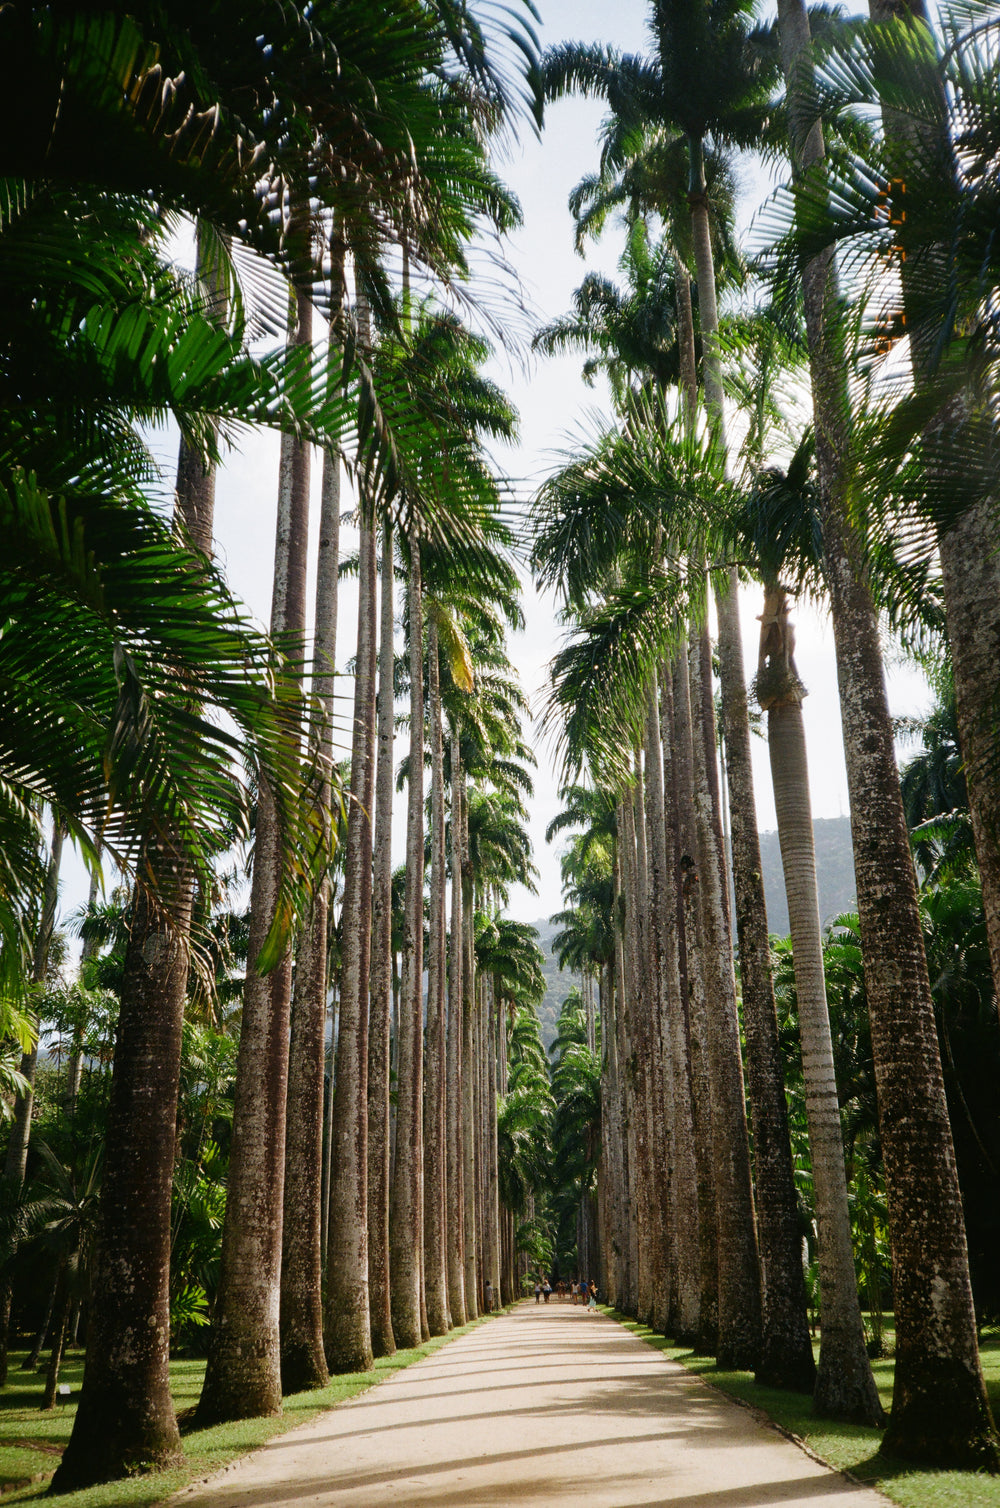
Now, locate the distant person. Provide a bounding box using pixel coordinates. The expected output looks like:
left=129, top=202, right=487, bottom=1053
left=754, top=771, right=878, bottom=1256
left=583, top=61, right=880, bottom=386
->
left=485, top=1280, right=494, bottom=1312
left=587, top=1281, right=597, bottom=1312
left=534, top=1280, right=542, bottom=1304
left=543, top=1279, right=552, bottom=1304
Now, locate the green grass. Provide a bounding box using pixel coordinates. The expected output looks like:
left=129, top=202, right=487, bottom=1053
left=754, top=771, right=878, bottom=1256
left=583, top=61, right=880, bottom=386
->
left=610, top=1311, right=1000, bottom=1508
left=0, top=1315, right=495, bottom=1506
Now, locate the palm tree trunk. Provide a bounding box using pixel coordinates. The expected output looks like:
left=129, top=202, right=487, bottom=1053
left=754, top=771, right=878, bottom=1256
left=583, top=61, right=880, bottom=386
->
left=5, top=816, right=64, bottom=1185
left=612, top=839, right=637, bottom=1315
left=368, top=521, right=397, bottom=1359
left=324, top=501, right=376, bottom=1375
left=281, top=268, right=345, bottom=1390
left=461, top=778, right=479, bottom=1319
left=54, top=224, right=226, bottom=1483
left=423, top=618, right=450, bottom=1334
left=66, top=860, right=102, bottom=1118
left=657, top=665, right=702, bottom=1344
left=715, top=578, right=816, bottom=1393
left=488, top=983, right=502, bottom=1301
left=619, top=790, right=654, bottom=1323
left=642, top=681, right=678, bottom=1335
left=23, top=1269, right=58, bottom=1371
left=778, top=0, right=997, bottom=1467
left=199, top=276, right=313, bottom=1422
left=446, top=730, right=468, bottom=1325
left=51, top=866, right=190, bottom=1487
left=672, top=646, right=718, bottom=1351
left=391, top=530, right=425, bottom=1348
left=40, top=1260, right=73, bottom=1412
left=688, top=617, right=762, bottom=1370
left=868, top=0, right=1000, bottom=1036
left=632, top=753, right=662, bottom=1326
left=760, top=599, right=881, bottom=1419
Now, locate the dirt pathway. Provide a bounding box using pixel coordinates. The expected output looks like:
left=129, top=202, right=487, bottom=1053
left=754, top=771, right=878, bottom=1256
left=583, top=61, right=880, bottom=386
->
left=174, top=1303, right=888, bottom=1507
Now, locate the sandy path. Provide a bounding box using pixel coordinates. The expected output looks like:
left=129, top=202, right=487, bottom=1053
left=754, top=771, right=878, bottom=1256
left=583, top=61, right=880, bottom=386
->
left=173, top=1303, right=888, bottom=1507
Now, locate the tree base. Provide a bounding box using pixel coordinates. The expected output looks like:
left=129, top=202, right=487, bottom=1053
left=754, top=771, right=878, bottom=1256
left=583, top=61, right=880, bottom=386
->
left=881, top=1354, right=999, bottom=1472
left=756, top=1347, right=817, bottom=1395
left=280, top=1341, right=329, bottom=1397
left=50, top=1427, right=182, bottom=1494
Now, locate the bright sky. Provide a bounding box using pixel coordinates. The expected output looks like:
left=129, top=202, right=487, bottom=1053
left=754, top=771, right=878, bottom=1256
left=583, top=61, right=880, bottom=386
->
left=56, top=0, right=932, bottom=941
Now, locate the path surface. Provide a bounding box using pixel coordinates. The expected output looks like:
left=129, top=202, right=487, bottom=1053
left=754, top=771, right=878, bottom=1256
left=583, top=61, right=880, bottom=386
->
left=174, top=1304, right=888, bottom=1508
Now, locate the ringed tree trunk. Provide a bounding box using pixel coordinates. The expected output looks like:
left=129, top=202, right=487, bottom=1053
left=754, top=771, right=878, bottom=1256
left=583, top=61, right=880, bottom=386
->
left=368, top=520, right=397, bottom=1358
left=486, top=980, right=502, bottom=1303
left=619, top=788, right=654, bottom=1323
left=423, top=615, right=450, bottom=1334
left=198, top=274, right=313, bottom=1423
left=54, top=222, right=227, bottom=1486
left=758, top=587, right=881, bottom=1420
left=611, top=837, right=637, bottom=1316
left=688, top=617, right=762, bottom=1370
left=460, top=773, right=479, bottom=1319
left=868, top=0, right=1000, bottom=1035
left=51, top=857, right=191, bottom=1488
left=632, top=752, right=663, bottom=1327
left=445, top=728, right=467, bottom=1325
left=391, top=529, right=425, bottom=1348
left=323, top=497, right=377, bottom=1375
left=657, top=665, right=702, bottom=1345
left=642, top=680, right=679, bottom=1335
left=672, top=646, right=717, bottom=1350
left=715, top=579, right=816, bottom=1394
left=690, top=130, right=802, bottom=1380
left=777, top=0, right=998, bottom=1467
left=281, top=242, right=346, bottom=1393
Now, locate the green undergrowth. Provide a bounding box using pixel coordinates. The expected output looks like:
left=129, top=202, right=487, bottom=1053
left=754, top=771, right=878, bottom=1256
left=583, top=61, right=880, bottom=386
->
left=0, top=1314, right=495, bottom=1506
left=611, top=1311, right=1000, bottom=1508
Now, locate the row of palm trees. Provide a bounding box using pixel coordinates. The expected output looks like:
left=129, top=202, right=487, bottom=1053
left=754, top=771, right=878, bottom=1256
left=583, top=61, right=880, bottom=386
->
left=0, top=0, right=564, bottom=1491
left=531, top=0, right=1000, bottom=1473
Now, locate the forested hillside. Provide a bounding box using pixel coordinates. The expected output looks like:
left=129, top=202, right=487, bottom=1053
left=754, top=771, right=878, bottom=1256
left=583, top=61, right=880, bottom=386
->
left=759, top=816, right=857, bottom=937
left=530, top=918, right=581, bottom=1051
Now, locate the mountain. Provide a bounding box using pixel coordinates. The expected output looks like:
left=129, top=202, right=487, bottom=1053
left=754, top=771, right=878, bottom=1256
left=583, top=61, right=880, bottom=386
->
left=526, top=817, right=857, bottom=1048
left=758, top=815, right=857, bottom=936
left=527, top=916, right=581, bottom=1053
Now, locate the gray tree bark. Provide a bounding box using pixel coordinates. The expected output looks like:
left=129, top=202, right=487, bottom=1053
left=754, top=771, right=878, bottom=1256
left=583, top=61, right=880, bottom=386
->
left=777, top=0, right=997, bottom=1464
left=423, top=618, right=450, bottom=1334
left=391, top=532, right=425, bottom=1347
left=323, top=501, right=376, bottom=1375
left=199, top=276, right=312, bottom=1421
left=368, top=521, right=397, bottom=1358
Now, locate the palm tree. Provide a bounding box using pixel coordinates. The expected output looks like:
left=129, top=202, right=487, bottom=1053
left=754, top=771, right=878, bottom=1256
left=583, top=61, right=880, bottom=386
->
left=391, top=525, right=427, bottom=1349
left=773, top=0, right=998, bottom=1466
left=281, top=246, right=347, bottom=1393
left=200, top=226, right=319, bottom=1419
left=368, top=519, right=397, bottom=1360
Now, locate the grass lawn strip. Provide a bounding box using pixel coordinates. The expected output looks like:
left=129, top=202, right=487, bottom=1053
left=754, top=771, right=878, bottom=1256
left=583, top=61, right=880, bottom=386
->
left=0, top=1314, right=498, bottom=1507
left=610, top=1310, right=1000, bottom=1508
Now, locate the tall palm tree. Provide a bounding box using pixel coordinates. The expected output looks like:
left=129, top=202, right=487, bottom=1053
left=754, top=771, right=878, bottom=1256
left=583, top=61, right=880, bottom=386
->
left=199, top=233, right=317, bottom=1420
left=774, top=0, right=998, bottom=1467
left=368, top=518, right=397, bottom=1360
left=391, top=525, right=426, bottom=1349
